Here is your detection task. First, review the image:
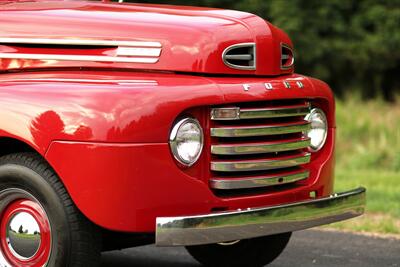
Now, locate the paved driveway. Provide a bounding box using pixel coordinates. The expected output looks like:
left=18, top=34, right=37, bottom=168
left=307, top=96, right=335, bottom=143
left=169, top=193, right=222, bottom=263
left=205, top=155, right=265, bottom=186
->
left=101, top=229, right=400, bottom=267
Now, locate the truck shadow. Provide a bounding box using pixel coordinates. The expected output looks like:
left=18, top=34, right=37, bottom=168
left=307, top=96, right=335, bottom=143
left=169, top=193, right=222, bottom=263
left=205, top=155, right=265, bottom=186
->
left=101, top=246, right=200, bottom=267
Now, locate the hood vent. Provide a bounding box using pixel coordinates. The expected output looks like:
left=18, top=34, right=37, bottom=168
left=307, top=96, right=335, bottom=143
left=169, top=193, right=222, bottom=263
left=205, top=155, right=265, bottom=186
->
left=222, top=43, right=256, bottom=70
left=281, top=43, right=294, bottom=70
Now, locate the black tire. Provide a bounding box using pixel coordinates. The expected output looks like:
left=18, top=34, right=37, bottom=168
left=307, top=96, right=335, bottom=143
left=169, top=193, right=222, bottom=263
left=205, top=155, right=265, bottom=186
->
left=186, top=233, right=292, bottom=267
left=0, top=153, right=101, bottom=267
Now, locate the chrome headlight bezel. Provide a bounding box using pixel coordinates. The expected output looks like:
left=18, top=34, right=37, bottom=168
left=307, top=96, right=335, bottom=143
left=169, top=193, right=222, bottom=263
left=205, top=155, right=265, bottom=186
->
left=305, top=108, right=328, bottom=152
left=169, top=117, right=204, bottom=167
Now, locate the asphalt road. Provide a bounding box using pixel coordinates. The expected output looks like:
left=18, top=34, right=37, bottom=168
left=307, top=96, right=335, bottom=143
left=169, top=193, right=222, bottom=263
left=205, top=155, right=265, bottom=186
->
left=101, top=229, right=400, bottom=267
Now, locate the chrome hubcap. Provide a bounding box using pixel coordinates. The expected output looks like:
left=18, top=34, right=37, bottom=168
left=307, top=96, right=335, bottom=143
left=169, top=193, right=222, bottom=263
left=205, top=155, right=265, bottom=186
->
left=6, top=211, right=42, bottom=260
left=0, top=188, right=52, bottom=267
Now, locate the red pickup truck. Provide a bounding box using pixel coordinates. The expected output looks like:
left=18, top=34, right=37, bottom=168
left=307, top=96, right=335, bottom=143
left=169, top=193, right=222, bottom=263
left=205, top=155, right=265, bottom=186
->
left=0, top=1, right=366, bottom=266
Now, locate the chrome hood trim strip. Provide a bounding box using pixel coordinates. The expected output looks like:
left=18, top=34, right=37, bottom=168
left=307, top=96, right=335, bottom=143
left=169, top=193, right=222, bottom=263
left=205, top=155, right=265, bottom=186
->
left=0, top=53, right=159, bottom=64
left=0, top=38, right=162, bottom=64
left=0, top=37, right=162, bottom=48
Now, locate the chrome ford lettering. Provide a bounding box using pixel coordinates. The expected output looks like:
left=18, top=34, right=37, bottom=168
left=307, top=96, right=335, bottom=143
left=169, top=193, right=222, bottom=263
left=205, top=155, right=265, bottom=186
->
left=296, top=81, right=304, bottom=88
left=265, top=83, right=273, bottom=90
left=283, top=81, right=291, bottom=88
left=243, top=84, right=251, bottom=91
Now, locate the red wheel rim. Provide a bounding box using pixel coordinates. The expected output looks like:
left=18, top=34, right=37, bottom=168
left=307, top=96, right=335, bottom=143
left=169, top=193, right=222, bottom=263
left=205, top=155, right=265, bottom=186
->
left=0, top=197, right=51, bottom=267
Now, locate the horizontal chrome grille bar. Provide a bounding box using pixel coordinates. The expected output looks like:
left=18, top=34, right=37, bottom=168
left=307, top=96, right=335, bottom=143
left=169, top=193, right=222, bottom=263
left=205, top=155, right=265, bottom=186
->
left=240, top=105, right=310, bottom=119
left=224, top=54, right=253, bottom=60
left=210, top=170, right=310, bottom=190
left=211, top=138, right=311, bottom=155
left=211, top=121, right=311, bottom=138
left=211, top=104, right=310, bottom=121
left=211, top=153, right=311, bottom=172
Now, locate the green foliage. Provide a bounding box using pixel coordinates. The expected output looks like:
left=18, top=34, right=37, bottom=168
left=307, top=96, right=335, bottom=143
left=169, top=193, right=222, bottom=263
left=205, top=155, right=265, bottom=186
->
left=129, top=0, right=400, bottom=100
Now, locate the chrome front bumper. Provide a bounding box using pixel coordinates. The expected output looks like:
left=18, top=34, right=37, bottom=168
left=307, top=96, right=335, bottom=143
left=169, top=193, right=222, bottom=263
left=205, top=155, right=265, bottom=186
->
left=156, top=187, right=366, bottom=246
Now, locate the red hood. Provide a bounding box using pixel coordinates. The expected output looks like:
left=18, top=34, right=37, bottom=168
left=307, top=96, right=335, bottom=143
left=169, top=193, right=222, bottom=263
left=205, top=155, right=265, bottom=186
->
left=0, top=0, right=293, bottom=76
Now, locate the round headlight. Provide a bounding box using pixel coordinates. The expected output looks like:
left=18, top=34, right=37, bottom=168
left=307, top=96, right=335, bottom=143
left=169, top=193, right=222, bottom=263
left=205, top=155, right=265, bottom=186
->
left=305, top=108, right=328, bottom=152
left=170, top=118, right=204, bottom=166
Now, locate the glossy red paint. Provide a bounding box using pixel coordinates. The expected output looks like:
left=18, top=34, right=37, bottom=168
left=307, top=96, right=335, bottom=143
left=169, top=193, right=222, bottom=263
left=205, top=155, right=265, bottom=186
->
left=0, top=71, right=334, bottom=151
left=0, top=199, right=51, bottom=267
left=45, top=129, right=334, bottom=232
left=0, top=0, right=292, bottom=75
left=0, top=0, right=336, bottom=234
left=0, top=70, right=335, bottom=232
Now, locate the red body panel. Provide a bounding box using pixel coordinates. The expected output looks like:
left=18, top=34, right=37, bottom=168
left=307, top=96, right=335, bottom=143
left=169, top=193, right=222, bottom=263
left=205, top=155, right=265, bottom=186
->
left=0, top=0, right=336, bottom=233
left=0, top=0, right=292, bottom=76
left=0, top=70, right=335, bottom=232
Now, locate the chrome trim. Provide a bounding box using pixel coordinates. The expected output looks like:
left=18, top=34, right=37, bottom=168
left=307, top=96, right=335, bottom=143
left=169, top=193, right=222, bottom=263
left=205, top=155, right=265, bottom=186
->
left=211, top=121, right=311, bottom=138
left=224, top=54, right=253, bottom=61
left=265, top=83, right=273, bottom=90
left=169, top=118, right=204, bottom=167
left=116, top=47, right=162, bottom=57
left=211, top=153, right=311, bottom=172
left=211, top=104, right=310, bottom=121
left=0, top=37, right=162, bottom=48
left=222, top=43, right=256, bottom=71
left=0, top=188, right=52, bottom=267
left=0, top=78, right=159, bottom=85
left=283, top=81, right=291, bottom=88
left=0, top=38, right=162, bottom=64
left=296, top=81, right=304, bottom=88
left=210, top=107, right=240, bottom=121
left=243, top=84, right=251, bottom=91
left=7, top=212, right=41, bottom=260
left=156, top=187, right=366, bottom=246
left=241, top=104, right=309, bottom=119
left=210, top=170, right=310, bottom=189
left=281, top=43, right=295, bottom=70
left=218, top=240, right=241, bottom=246
left=0, top=53, right=159, bottom=64
left=305, top=108, right=328, bottom=152
left=211, top=138, right=311, bottom=155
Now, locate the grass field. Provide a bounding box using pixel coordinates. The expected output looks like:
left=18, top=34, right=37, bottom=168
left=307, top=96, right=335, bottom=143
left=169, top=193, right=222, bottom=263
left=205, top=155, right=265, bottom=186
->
left=326, top=96, right=400, bottom=235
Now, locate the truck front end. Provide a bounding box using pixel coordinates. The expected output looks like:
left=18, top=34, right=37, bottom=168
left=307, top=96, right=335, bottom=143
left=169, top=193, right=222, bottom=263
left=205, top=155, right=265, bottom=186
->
left=0, top=1, right=365, bottom=266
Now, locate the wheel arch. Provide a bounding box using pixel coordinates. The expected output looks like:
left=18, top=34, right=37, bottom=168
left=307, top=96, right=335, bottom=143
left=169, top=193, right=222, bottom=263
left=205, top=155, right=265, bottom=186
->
left=0, top=137, right=88, bottom=223
left=0, top=137, right=39, bottom=157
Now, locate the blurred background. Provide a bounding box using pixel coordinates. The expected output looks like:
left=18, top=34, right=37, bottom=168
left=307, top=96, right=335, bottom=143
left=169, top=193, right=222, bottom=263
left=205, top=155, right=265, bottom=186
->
left=128, top=0, right=400, bottom=235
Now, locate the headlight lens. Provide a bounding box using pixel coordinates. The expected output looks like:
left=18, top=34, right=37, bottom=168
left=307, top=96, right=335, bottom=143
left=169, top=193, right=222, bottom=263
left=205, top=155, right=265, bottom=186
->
left=305, top=108, right=328, bottom=151
left=170, top=118, right=204, bottom=166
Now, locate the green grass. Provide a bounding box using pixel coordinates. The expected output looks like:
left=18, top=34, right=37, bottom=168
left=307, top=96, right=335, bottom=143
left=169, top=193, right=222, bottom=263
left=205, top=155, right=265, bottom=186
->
left=335, top=96, right=400, bottom=172
left=325, top=96, right=400, bottom=235
left=329, top=169, right=400, bottom=234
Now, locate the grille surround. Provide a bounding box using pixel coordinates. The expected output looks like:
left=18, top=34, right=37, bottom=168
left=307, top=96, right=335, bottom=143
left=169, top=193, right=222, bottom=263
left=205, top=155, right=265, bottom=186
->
left=222, top=43, right=256, bottom=71
left=209, top=100, right=312, bottom=195
left=281, top=43, right=295, bottom=70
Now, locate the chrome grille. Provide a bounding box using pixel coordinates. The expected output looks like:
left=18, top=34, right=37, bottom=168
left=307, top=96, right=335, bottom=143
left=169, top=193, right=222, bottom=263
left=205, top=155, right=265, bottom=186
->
left=210, top=100, right=312, bottom=195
